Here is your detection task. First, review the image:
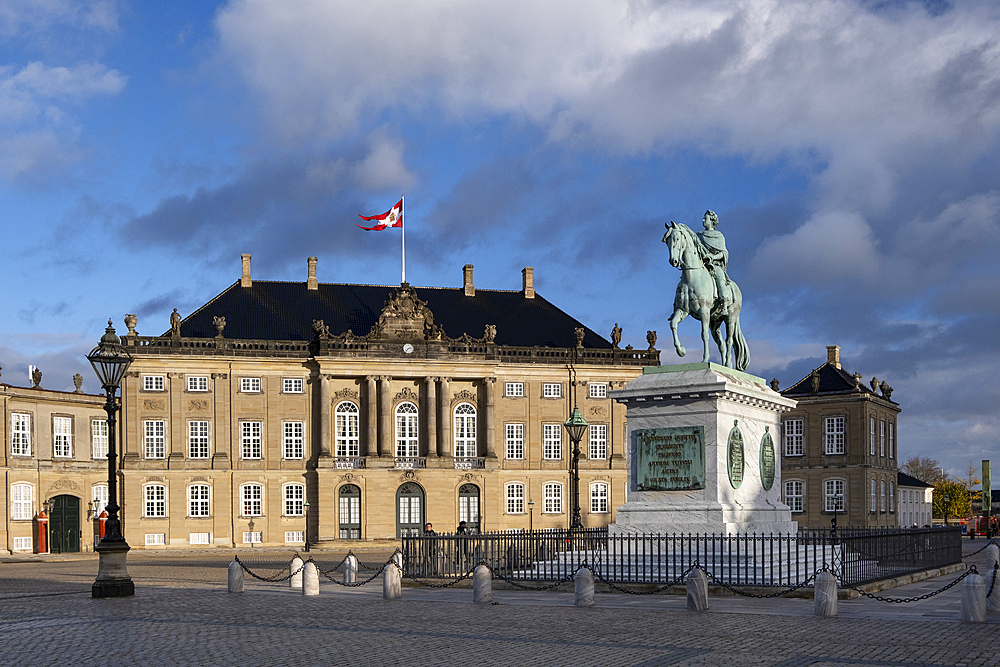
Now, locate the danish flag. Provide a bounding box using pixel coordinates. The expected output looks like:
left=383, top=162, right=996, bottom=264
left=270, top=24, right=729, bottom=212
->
left=357, top=198, right=403, bottom=231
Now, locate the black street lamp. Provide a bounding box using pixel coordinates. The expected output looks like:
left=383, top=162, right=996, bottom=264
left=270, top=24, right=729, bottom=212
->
left=87, top=319, right=134, bottom=598
left=563, top=406, right=588, bottom=531
left=528, top=498, right=534, bottom=532
left=830, top=492, right=844, bottom=540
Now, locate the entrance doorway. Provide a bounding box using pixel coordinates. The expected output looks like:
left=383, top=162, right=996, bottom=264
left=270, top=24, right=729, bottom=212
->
left=458, top=484, right=480, bottom=532
left=339, top=484, right=361, bottom=539
left=49, top=495, right=80, bottom=553
left=396, top=483, right=424, bottom=537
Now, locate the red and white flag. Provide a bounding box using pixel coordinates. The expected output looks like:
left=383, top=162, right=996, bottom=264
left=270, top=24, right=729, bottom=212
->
left=357, top=199, right=403, bottom=231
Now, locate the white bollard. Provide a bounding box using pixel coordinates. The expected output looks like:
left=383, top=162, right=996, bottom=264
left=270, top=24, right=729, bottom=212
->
left=289, top=555, right=304, bottom=590
left=814, top=571, right=838, bottom=616
left=961, top=573, right=987, bottom=622
left=228, top=561, right=245, bottom=594
left=383, top=561, right=402, bottom=600
left=685, top=568, right=709, bottom=611
left=344, top=554, right=358, bottom=585
left=302, top=561, right=320, bottom=596
left=574, top=567, right=594, bottom=607
left=988, top=544, right=1000, bottom=570
left=987, top=544, right=1000, bottom=612
left=392, top=552, right=404, bottom=569
left=473, top=565, right=493, bottom=603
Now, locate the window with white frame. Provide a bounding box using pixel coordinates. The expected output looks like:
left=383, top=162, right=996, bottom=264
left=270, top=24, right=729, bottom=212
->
left=285, top=531, right=304, bottom=543
left=242, top=484, right=262, bottom=516
left=590, top=482, right=609, bottom=513
left=188, top=421, right=210, bottom=458
left=11, top=483, right=33, bottom=520
left=889, top=423, right=894, bottom=458
left=145, top=533, right=166, bottom=546
left=589, top=383, right=607, bottom=399
left=784, top=480, right=804, bottom=513
left=824, top=416, right=845, bottom=455
left=12, top=536, right=32, bottom=551
left=241, top=421, right=262, bottom=459
left=824, top=479, right=845, bottom=512
left=144, top=420, right=165, bottom=459
left=189, top=484, right=210, bottom=517
left=589, top=424, right=607, bottom=459
left=543, top=483, right=562, bottom=513
left=283, top=421, right=304, bottom=459
left=92, top=419, right=108, bottom=460
left=240, top=377, right=261, bottom=393
left=144, top=485, right=166, bottom=517
left=190, top=532, right=210, bottom=545
left=880, top=480, right=886, bottom=512
left=506, top=483, right=524, bottom=514
left=395, top=402, right=418, bottom=458
left=284, top=484, right=304, bottom=516
left=880, top=420, right=886, bottom=456
left=505, top=382, right=524, bottom=397
left=784, top=419, right=803, bottom=456
left=453, top=403, right=477, bottom=458
left=889, top=482, right=895, bottom=512
left=187, top=376, right=208, bottom=392
left=869, top=417, right=876, bottom=455
left=543, top=424, right=562, bottom=459
left=53, top=416, right=72, bottom=458
left=542, top=383, right=561, bottom=398
left=283, top=378, right=303, bottom=393
left=871, top=478, right=877, bottom=513
left=11, top=413, right=31, bottom=456
left=242, top=531, right=262, bottom=544
left=143, top=375, right=165, bottom=391
left=335, top=402, right=359, bottom=457
left=505, top=423, right=524, bottom=459
left=93, top=485, right=108, bottom=516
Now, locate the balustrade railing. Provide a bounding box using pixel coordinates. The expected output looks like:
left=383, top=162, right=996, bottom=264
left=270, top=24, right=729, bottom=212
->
left=453, top=457, right=485, bottom=470
left=394, top=457, right=427, bottom=470
left=334, top=457, right=366, bottom=469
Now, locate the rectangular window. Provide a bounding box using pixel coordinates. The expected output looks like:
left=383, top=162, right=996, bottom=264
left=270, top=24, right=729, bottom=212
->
left=284, top=484, right=304, bottom=516
left=11, top=414, right=31, bottom=456
left=145, top=533, right=166, bottom=546
left=505, top=382, right=524, bottom=397
left=880, top=480, right=886, bottom=512
left=143, top=375, right=165, bottom=391
left=283, top=378, right=303, bottom=393
left=871, top=479, right=877, bottom=513
left=824, top=479, right=845, bottom=512
left=506, top=483, right=524, bottom=514
left=92, top=419, right=108, bottom=460
left=889, top=482, right=895, bottom=512
left=283, top=421, right=304, bottom=459
left=869, top=417, right=876, bottom=455
left=188, top=421, right=210, bottom=459
left=783, top=419, right=803, bottom=456
left=187, top=376, right=209, bottom=392
left=889, top=423, right=894, bottom=459
left=143, top=420, right=165, bottom=459
left=189, top=485, right=210, bottom=517
left=543, top=424, right=562, bottom=459
left=241, top=421, right=262, bottom=459
left=242, top=532, right=262, bottom=544
left=880, top=420, right=886, bottom=456
left=505, top=423, right=524, bottom=460
left=824, top=416, right=845, bottom=455
left=189, top=532, right=210, bottom=545
left=240, top=377, right=261, bottom=393
left=242, top=485, right=262, bottom=516
left=12, top=536, right=32, bottom=551
left=544, top=483, right=562, bottom=513
left=588, top=383, right=607, bottom=399
left=92, top=485, right=108, bottom=516
left=542, top=383, right=561, bottom=398
left=590, top=483, right=609, bottom=513
left=784, top=480, right=804, bottom=513
left=144, top=485, right=166, bottom=517
left=53, top=416, right=72, bottom=458
left=588, top=424, right=607, bottom=459
left=285, top=531, right=305, bottom=543
left=11, top=484, right=33, bottom=520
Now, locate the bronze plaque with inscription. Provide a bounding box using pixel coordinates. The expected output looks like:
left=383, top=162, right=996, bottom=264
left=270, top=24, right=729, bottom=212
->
left=635, top=426, right=705, bottom=491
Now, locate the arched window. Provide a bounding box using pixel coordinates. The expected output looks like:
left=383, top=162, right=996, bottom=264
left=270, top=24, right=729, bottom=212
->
left=889, top=482, right=895, bottom=512
left=870, top=478, right=877, bottom=513
left=144, top=484, right=166, bottom=517
left=241, top=483, right=262, bottom=517
left=395, top=402, right=419, bottom=458
left=284, top=483, right=304, bottom=516
left=396, top=482, right=424, bottom=537
left=453, top=403, right=477, bottom=458
left=543, top=482, right=563, bottom=514
left=335, top=402, right=360, bottom=458
left=11, top=483, right=33, bottom=520
left=459, top=484, right=480, bottom=531
left=880, top=480, right=886, bottom=512
left=590, top=482, right=609, bottom=514
left=92, top=484, right=109, bottom=516
left=188, top=484, right=210, bottom=517
left=339, top=485, right=361, bottom=539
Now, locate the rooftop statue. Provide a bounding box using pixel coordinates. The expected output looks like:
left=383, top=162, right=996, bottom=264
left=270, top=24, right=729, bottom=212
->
left=661, top=210, right=749, bottom=371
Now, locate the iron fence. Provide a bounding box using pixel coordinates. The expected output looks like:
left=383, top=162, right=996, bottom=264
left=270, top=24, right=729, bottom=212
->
left=401, top=526, right=961, bottom=588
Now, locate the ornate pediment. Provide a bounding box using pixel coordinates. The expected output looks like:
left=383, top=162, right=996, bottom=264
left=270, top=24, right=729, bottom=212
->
left=394, top=386, right=419, bottom=403
left=368, top=284, right=439, bottom=341
left=334, top=388, right=360, bottom=401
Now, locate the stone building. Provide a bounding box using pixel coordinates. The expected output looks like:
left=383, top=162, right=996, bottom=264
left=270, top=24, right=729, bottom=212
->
left=778, top=346, right=900, bottom=530
left=896, top=471, right=933, bottom=528
left=2, top=372, right=110, bottom=554
left=112, top=257, right=656, bottom=549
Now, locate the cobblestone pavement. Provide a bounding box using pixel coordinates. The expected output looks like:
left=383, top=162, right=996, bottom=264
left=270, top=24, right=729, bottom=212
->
left=0, top=542, right=997, bottom=666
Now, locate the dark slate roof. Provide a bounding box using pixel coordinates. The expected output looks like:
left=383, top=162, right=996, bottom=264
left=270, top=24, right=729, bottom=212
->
left=168, top=281, right=611, bottom=348
left=780, top=362, right=875, bottom=398
left=897, top=472, right=934, bottom=488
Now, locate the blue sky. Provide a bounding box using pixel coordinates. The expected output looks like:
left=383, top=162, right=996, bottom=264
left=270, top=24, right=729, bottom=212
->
left=2, top=0, right=998, bottom=479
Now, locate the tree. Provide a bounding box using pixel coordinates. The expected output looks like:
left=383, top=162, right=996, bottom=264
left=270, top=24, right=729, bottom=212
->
left=902, top=457, right=947, bottom=485
left=933, top=481, right=970, bottom=525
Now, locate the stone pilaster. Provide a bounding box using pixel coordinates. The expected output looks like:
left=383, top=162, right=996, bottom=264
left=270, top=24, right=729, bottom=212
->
left=365, top=376, right=377, bottom=458
left=168, top=372, right=184, bottom=467
left=438, top=377, right=450, bottom=458
left=378, top=376, right=391, bottom=458
left=484, top=377, right=497, bottom=459
left=319, top=374, right=332, bottom=457
left=425, top=377, right=438, bottom=458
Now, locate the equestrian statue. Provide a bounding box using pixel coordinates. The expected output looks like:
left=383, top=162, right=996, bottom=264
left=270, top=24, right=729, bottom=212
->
left=661, top=210, right=749, bottom=371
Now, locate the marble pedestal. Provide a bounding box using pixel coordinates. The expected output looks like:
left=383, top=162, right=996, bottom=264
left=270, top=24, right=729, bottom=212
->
left=610, top=363, right=798, bottom=536
left=92, top=539, right=135, bottom=598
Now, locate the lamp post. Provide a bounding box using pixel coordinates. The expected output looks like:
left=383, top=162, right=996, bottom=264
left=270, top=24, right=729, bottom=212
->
left=830, top=492, right=844, bottom=540
left=563, top=406, right=588, bottom=531
left=528, top=499, right=534, bottom=532
left=303, top=500, right=310, bottom=552
left=87, top=319, right=134, bottom=598
left=248, top=517, right=256, bottom=549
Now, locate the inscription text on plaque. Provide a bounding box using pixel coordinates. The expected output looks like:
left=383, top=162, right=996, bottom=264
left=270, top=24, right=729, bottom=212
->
left=635, top=426, right=706, bottom=491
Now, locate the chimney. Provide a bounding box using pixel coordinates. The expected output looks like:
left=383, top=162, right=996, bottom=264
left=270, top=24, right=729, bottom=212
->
left=463, top=264, right=475, bottom=297
left=307, top=257, right=318, bottom=290
left=522, top=267, right=534, bottom=299
left=826, top=345, right=841, bottom=369
left=240, top=253, right=252, bottom=288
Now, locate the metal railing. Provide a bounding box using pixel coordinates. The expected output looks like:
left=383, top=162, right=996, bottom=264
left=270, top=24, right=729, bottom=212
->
left=394, top=457, right=427, bottom=470
left=453, top=457, right=485, bottom=470
left=401, top=526, right=961, bottom=587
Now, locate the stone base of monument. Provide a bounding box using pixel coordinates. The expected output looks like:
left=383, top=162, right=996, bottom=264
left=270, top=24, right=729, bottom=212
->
left=610, top=363, right=798, bottom=536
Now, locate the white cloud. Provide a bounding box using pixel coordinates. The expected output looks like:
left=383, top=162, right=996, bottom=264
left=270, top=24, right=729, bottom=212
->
left=354, top=132, right=414, bottom=192
left=0, top=0, right=119, bottom=36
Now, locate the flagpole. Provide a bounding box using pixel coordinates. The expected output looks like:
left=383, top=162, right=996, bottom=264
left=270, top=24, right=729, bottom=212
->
left=401, top=195, right=406, bottom=284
